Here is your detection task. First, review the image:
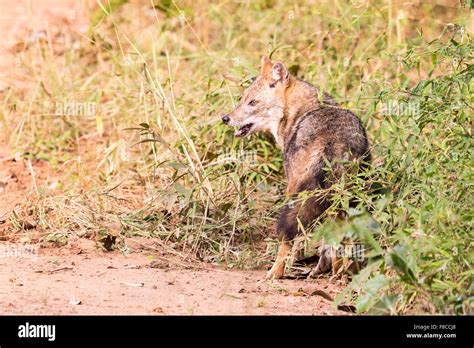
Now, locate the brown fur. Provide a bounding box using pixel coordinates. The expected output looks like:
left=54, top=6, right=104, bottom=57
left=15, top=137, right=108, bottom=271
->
left=222, top=56, right=370, bottom=279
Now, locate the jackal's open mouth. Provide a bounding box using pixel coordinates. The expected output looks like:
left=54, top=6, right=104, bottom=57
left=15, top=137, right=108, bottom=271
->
left=235, top=123, right=254, bottom=137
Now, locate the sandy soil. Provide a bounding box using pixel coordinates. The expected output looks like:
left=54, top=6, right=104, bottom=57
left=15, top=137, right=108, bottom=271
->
left=0, top=0, right=91, bottom=90
left=0, top=238, right=347, bottom=315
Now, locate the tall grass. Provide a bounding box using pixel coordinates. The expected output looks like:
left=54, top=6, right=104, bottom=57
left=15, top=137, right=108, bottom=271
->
left=0, top=0, right=472, bottom=314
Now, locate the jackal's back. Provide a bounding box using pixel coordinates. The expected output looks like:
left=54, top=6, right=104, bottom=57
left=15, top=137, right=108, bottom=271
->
left=283, top=104, right=370, bottom=195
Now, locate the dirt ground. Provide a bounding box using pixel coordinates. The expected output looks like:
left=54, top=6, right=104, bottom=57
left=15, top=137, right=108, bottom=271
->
left=0, top=238, right=347, bottom=315
left=0, top=0, right=346, bottom=315
left=0, top=137, right=346, bottom=314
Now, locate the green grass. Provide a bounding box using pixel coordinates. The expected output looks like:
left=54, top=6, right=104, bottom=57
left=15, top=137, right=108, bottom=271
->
left=1, top=0, right=472, bottom=314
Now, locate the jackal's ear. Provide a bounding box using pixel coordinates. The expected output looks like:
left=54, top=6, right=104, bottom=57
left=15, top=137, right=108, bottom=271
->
left=271, top=61, right=289, bottom=83
left=260, top=56, right=272, bottom=75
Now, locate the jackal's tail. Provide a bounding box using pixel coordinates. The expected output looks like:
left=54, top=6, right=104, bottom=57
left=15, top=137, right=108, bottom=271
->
left=277, top=192, right=330, bottom=242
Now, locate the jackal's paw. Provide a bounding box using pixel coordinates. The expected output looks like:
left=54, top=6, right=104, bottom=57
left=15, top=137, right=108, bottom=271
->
left=263, top=263, right=285, bottom=281
left=309, top=252, right=332, bottom=277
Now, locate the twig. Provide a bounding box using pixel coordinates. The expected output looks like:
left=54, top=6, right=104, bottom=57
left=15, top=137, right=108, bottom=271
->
left=27, top=159, right=39, bottom=197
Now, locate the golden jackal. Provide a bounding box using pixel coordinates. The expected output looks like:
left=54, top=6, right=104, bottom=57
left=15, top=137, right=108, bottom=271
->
left=222, top=56, right=371, bottom=280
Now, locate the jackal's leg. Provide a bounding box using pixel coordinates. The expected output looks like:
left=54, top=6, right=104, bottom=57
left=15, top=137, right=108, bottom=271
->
left=265, top=241, right=291, bottom=280
left=290, top=236, right=305, bottom=265
left=309, top=241, right=333, bottom=277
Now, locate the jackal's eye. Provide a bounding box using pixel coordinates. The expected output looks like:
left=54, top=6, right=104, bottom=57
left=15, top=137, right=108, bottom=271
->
left=248, top=100, right=258, bottom=106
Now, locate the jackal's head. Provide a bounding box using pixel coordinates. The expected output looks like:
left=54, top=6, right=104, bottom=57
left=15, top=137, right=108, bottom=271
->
left=221, top=56, right=290, bottom=138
